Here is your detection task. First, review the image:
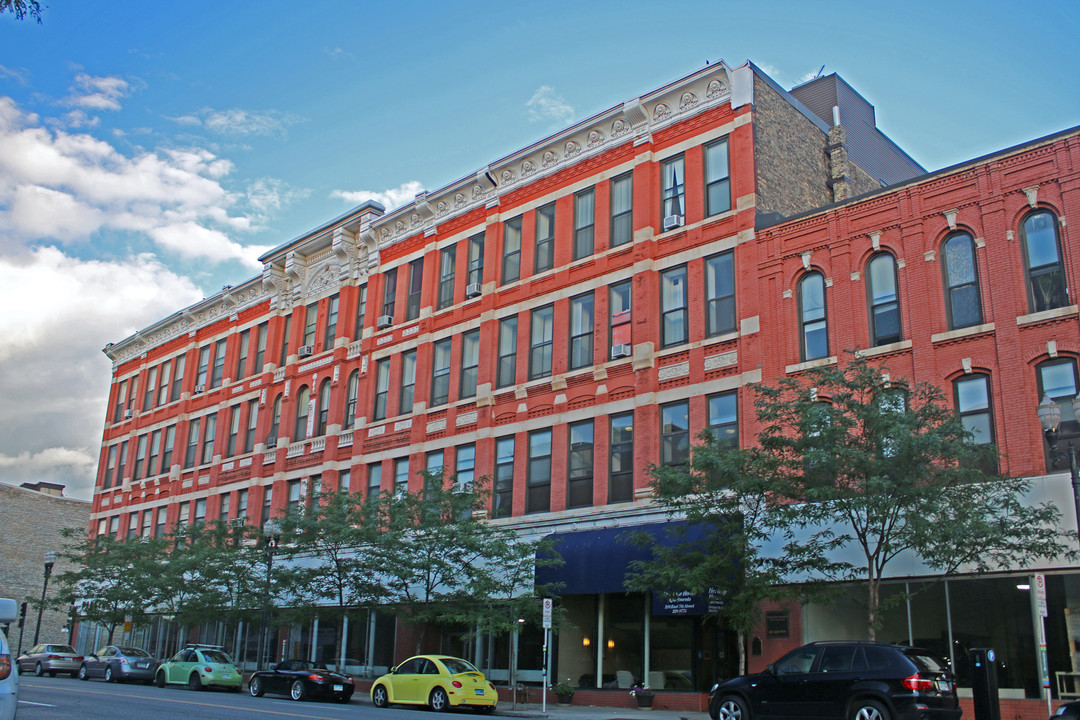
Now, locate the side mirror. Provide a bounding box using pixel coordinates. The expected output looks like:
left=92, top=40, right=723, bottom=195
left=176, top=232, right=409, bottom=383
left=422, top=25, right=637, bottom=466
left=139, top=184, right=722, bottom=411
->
left=268, top=664, right=277, bottom=671
left=766, top=663, right=776, bottom=675
left=89, top=653, right=98, bottom=659
left=390, top=664, right=399, bottom=674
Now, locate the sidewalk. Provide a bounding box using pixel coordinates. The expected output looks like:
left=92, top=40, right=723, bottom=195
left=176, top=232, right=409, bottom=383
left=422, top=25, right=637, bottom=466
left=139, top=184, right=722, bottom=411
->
left=499, top=701, right=710, bottom=720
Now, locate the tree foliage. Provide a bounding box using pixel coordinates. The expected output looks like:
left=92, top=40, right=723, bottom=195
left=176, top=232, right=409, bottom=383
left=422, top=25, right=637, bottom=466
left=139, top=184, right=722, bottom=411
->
left=0, top=0, right=44, bottom=22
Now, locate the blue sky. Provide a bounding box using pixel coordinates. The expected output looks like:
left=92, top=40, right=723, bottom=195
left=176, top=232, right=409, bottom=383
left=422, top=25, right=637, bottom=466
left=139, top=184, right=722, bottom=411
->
left=1, top=0, right=1078, bottom=500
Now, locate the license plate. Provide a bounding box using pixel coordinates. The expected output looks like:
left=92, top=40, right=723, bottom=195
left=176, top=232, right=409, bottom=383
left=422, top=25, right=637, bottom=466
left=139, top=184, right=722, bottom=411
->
left=333, top=684, right=343, bottom=692
left=136, top=663, right=147, bottom=668
left=221, top=674, right=231, bottom=679
left=935, top=680, right=950, bottom=692
left=475, top=689, right=484, bottom=696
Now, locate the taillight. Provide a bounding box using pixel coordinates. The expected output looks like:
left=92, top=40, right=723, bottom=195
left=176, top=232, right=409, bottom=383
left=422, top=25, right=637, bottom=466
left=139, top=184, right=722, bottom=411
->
left=308, top=674, right=324, bottom=682
left=203, top=666, right=213, bottom=673
left=903, top=674, right=933, bottom=692
left=0, top=654, right=11, bottom=680
left=452, top=680, right=463, bottom=688
left=120, top=658, right=129, bottom=665
left=75, top=656, right=83, bottom=661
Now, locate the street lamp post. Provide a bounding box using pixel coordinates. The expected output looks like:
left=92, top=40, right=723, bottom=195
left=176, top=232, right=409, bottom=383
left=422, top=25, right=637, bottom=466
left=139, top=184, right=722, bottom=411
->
left=32, top=551, right=56, bottom=646
left=1037, top=394, right=1080, bottom=551
left=256, top=520, right=281, bottom=670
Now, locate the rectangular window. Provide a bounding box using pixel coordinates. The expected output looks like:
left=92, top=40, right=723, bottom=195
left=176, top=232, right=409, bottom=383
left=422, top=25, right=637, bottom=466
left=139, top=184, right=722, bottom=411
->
left=567, top=420, right=594, bottom=508
left=195, top=345, right=210, bottom=389
left=609, top=412, right=634, bottom=503
left=569, top=292, right=594, bottom=370
left=141, top=509, right=152, bottom=537
left=127, top=512, right=138, bottom=538
left=142, top=366, right=157, bottom=411
left=260, top=486, right=273, bottom=526
left=708, top=392, right=739, bottom=448
left=704, top=138, right=731, bottom=216
left=286, top=479, right=302, bottom=516
left=193, top=498, right=206, bottom=526
left=147, top=429, right=161, bottom=475
left=354, top=285, right=368, bottom=339
left=323, top=294, right=339, bottom=351
left=502, top=216, right=522, bottom=284
left=426, top=450, right=445, bottom=486
left=127, top=377, right=138, bottom=416
left=235, top=330, right=250, bottom=380
left=201, top=412, right=217, bottom=465
left=253, top=322, right=268, bottom=372
left=237, top=488, right=248, bottom=523
left=338, top=469, right=351, bottom=493
left=178, top=501, right=190, bottom=528
left=661, top=265, right=688, bottom=347
left=399, top=350, right=417, bottom=414
left=210, top=338, right=226, bottom=387
left=303, top=303, right=318, bottom=348
left=226, top=404, right=241, bottom=457
left=405, top=258, right=424, bottom=321
left=956, top=375, right=993, bottom=445
left=154, top=507, right=167, bottom=538
left=610, top=280, right=632, bottom=357
left=394, top=458, right=409, bottom=497
left=113, top=379, right=127, bottom=423
left=661, top=154, right=686, bottom=221
left=529, top=305, right=554, bottom=379
left=158, top=360, right=171, bottom=405
left=497, top=316, right=518, bottom=388
left=103, top=445, right=117, bottom=489
left=219, top=493, right=230, bottom=522
left=437, top=244, right=456, bottom=310
left=132, top=435, right=147, bottom=481
left=455, top=444, right=476, bottom=490
left=467, top=232, right=485, bottom=286
left=171, top=355, right=186, bottom=401
left=661, top=401, right=690, bottom=466
left=109, top=516, right=119, bottom=538
left=244, top=399, right=258, bottom=453
left=460, top=330, right=479, bottom=399
left=610, top=171, right=633, bottom=247
left=279, top=315, right=292, bottom=366
left=526, top=429, right=552, bottom=514
left=430, top=338, right=452, bottom=406
left=116, top=440, right=128, bottom=483
left=367, top=463, right=382, bottom=503
left=494, top=436, right=514, bottom=518
left=573, top=187, right=595, bottom=260
left=535, top=203, right=555, bottom=273
left=372, top=358, right=389, bottom=421
left=161, top=425, right=175, bottom=473
left=382, top=268, right=398, bottom=320
left=184, top=417, right=200, bottom=468
left=706, top=251, right=736, bottom=336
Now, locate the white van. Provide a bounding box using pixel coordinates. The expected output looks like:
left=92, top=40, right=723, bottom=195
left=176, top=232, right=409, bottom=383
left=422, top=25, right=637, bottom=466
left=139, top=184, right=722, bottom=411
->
left=0, top=599, right=18, bottom=720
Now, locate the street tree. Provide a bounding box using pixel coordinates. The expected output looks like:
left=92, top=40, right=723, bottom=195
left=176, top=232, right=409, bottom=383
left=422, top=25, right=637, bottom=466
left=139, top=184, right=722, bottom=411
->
left=0, top=0, right=44, bottom=22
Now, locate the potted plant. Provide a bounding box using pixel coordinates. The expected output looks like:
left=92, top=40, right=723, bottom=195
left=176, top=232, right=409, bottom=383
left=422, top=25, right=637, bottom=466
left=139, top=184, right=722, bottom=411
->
left=553, top=680, right=575, bottom=705
left=630, top=683, right=655, bottom=709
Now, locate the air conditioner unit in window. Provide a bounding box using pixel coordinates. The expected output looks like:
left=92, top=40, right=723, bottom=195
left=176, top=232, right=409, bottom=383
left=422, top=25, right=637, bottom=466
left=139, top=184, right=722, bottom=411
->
left=298, top=345, right=313, bottom=358
left=266, top=437, right=277, bottom=448
left=376, top=315, right=393, bottom=329
left=465, top=283, right=483, bottom=298
left=662, top=214, right=684, bottom=231
left=123, top=409, right=133, bottom=420
left=611, top=344, right=632, bottom=360
left=194, top=384, right=205, bottom=394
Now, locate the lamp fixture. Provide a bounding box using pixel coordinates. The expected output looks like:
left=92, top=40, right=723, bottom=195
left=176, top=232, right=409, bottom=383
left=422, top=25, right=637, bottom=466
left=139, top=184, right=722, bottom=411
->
left=607, top=639, right=615, bottom=650
left=582, top=637, right=591, bottom=647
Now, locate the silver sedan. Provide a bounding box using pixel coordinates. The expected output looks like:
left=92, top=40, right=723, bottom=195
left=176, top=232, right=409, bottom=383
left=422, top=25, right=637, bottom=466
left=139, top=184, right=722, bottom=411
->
left=16, top=644, right=83, bottom=677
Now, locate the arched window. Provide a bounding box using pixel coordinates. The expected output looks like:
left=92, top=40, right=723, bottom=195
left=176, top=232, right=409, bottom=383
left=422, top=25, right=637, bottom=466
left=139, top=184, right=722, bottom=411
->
left=294, top=385, right=310, bottom=442
left=941, top=232, right=982, bottom=329
left=1021, top=210, right=1067, bottom=313
left=315, top=379, right=331, bottom=437
left=344, top=370, right=359, bottom=429
left=268, top=394, right=282, bottom=444
left=798, top=272, right=828, bottom=361
left=1037, top=358, right=1080, bottom=471
left=866, top=254, right=900, bottom=346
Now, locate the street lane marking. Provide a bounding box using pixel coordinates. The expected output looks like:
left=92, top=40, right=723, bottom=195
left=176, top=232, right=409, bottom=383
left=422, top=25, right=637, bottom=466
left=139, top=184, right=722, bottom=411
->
left=17, top=683, right=350, bottom=718
left=18, top=701, right=56, bottom=706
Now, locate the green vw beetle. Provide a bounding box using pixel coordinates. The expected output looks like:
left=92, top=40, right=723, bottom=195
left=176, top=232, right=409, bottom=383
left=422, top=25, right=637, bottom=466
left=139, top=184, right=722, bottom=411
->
left=154, top=644, right=242, bottom=692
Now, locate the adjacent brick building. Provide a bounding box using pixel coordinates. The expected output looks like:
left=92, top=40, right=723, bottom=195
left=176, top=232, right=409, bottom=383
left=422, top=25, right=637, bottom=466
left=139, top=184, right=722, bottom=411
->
left=86, top=58, right=1080, bottom=711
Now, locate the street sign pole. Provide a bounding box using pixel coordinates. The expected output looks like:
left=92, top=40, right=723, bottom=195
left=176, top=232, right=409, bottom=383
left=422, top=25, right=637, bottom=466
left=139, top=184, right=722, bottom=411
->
left=1034, top=574, right=1050, bottom=718
left=542, top=598, right=553, bottom=713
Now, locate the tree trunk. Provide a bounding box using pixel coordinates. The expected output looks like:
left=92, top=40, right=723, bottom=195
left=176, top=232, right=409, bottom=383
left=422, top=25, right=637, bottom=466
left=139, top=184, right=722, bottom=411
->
left=737, top=629, right=746, bottom=676
left=866, top=574, right=879, bottom=641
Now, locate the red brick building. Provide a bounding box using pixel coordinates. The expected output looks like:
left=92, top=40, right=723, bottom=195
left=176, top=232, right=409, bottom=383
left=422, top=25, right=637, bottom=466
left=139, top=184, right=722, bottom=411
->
left=88, top=59, right=1080, bottom=708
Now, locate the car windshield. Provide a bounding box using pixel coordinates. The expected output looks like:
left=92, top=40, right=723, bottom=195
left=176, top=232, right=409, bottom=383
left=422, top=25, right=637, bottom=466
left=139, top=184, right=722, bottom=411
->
left=48, top=645, right=76, bottom=653
left=441, top=658, right=479, bottom=675
left=906, top=650, right=949, bottom=674
left=201, top=650, right=232, bottom=665
left=120, top=648, right=151, bottom=657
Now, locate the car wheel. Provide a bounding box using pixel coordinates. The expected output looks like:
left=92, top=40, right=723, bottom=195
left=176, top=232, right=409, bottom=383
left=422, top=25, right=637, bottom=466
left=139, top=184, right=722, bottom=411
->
left=155, top=671, right=166, bottom=688
left=429, top=687, right=450, bottom=712
left=104, top=666, right=114, bottom=683
left=78, top=665, right=89, bottom=681
left=188, top=673, right=202, bottom=691
left=372, top=684, right=389, bottom=708
left=249, top=676, right=265, bottom=697
left=851, top=699, right=890, bottom=720
left=716, top=695, right=750, bottom=720
left=290, top=679, right=307, bottom=701
left=34, top=662, right=43, bottom=677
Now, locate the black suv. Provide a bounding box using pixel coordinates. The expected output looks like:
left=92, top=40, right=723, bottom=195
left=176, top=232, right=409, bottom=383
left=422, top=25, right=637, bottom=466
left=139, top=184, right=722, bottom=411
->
left=708, top=641, right=961, bottom=720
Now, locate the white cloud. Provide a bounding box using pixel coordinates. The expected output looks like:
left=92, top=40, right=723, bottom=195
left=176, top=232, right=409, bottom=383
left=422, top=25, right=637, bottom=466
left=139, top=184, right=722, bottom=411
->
left=168, top=107, right=302, bottom=137
left=0, top=246, right=206, bottom=499
left=64, top=73, right=130, bottom=111
left=331, top=180, right=424, bottom=211
left=526, top=85, right=574, bottom=125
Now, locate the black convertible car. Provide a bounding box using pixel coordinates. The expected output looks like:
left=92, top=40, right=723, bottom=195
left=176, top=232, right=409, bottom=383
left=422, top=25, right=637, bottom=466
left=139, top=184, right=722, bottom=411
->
left=248, top=659, right=354, bottom=702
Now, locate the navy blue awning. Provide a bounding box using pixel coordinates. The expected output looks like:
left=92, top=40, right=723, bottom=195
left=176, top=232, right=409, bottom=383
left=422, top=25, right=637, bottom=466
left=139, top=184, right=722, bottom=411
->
left=534, top=520, right=712, bottom=596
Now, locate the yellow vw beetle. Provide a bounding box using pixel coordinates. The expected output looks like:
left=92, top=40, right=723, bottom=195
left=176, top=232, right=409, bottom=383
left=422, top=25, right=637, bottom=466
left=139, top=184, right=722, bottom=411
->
left=370, top=655, right=497, bottom=713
